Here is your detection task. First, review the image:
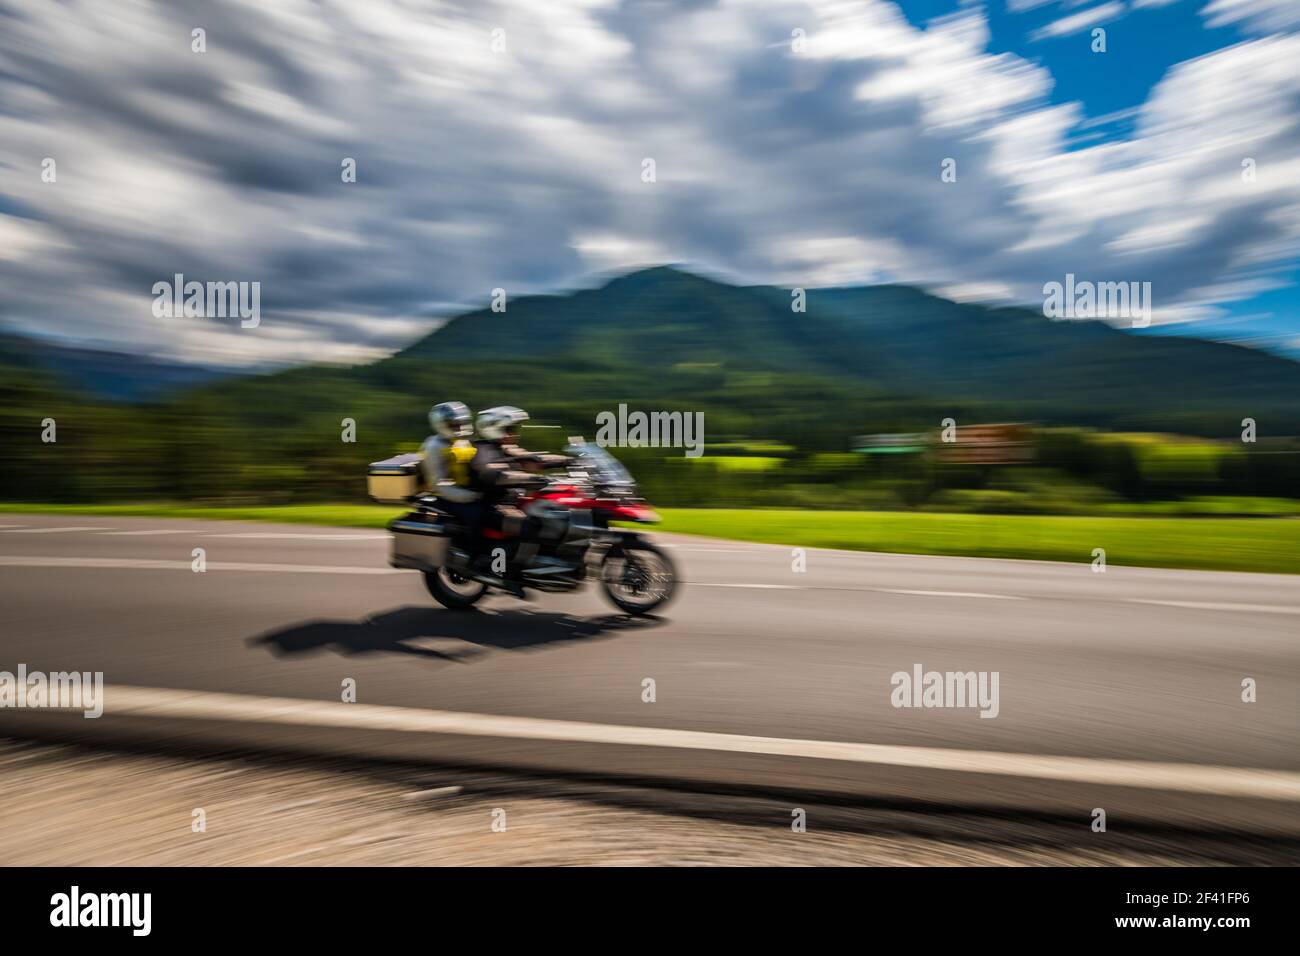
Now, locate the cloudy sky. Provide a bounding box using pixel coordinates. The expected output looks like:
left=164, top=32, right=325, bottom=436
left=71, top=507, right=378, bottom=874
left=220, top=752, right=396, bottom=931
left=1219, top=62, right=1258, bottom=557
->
left=0, top=0, right=1297, bottom=367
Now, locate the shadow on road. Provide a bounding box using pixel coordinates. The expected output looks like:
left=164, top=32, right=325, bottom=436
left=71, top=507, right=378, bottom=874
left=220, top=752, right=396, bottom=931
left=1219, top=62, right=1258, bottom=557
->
left=249, top=605, right=663, bottom=663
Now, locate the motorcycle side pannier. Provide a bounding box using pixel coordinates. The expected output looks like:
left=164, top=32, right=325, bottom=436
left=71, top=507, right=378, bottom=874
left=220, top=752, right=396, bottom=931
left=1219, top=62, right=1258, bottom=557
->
left=389, top=512, right=451, bottom=571
left=367, top=453, right=425, bottom=504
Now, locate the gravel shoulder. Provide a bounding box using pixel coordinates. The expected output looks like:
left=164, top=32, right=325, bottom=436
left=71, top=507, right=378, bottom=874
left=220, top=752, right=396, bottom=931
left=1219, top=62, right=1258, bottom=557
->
left=3, top=740, right=1292, bottom=866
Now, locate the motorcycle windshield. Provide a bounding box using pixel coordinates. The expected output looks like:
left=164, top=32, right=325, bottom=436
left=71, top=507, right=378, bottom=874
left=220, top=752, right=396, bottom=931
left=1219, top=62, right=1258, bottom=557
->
left=565, top=444, right=634, bottom=486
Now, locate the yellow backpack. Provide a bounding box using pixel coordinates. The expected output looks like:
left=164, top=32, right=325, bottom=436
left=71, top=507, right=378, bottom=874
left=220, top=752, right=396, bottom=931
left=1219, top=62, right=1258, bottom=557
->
left=443, top=439, right=476, bottom=487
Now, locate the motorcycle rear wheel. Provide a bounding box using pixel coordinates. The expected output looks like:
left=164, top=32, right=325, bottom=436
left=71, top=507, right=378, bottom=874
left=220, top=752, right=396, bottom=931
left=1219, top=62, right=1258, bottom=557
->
left=424, top=567, right=488, bottom=609
left=600, top=541, right=677, bottom=616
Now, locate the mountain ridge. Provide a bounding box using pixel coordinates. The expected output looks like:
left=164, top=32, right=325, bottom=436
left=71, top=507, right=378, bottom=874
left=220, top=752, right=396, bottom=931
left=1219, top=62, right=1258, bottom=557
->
left=3, top=266, right=1296, bottom=436
left=383, top=265, right=1299, bottom=433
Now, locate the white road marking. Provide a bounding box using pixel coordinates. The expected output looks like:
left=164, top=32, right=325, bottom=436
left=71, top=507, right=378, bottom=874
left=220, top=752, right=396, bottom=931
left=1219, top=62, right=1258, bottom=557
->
left=99, top=529, right=193, bottom=536
left=0, top=556, right=401, bottom=575
left=203, top=532, right=388, bottom=540
left=1, top=551, right=1293, bottom=614
left=687, top=661, right=749, bottom=669
left=689, top=583, right=800, bottom=589
left=689, top=583, right=1023, bottom=600
left=671, top=547, right=752, bottom=553
left=36, top=685, right=1300, bottom=802
left=1, top=526, right=112, bottom=534
left=403, top=786, right=463, bottom=800
left=878, top=588, right=1026, bottom=601
left=1129, top=599, right=1300, bottom=616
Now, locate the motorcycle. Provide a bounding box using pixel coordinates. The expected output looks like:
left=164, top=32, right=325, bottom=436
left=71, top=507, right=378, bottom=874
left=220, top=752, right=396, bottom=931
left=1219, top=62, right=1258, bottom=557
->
left=381, top=443, right=677, bottom=615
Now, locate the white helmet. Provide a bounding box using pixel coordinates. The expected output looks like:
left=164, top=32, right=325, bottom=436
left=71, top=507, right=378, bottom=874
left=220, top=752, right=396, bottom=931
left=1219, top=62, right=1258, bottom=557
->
left=476, top=405, right=528, bottom=441
left=429, top=401, right=472, bottom=439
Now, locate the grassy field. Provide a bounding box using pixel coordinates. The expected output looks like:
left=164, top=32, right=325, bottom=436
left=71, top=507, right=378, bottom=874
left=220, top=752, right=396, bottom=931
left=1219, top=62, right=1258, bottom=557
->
left=0, top=501, right=405, bottom=528
left=2, top=502, right=1296, bottom=574
left=687, top=456, right=784, bottom=472
left=655, top=509, right=1300, bottom=574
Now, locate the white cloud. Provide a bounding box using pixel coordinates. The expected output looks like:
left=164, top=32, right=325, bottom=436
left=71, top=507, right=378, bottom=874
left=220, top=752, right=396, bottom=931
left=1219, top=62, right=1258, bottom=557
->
left=1030, top=2, right=1127, bottom=41
left=769, top=235, right=910, bottom=287
left=1106, top=216, right=1211, bottom=255
left=0, top=0, right=1295, bottom=366
left=572, top=233, right=676, bottom=272
left=1201, top=0, right=1300, bottom=33
left=935, top=281, right=1019, bottom=303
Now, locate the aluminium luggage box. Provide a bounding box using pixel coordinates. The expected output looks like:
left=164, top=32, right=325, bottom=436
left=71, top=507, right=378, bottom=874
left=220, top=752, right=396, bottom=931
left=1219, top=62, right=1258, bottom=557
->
left=368, top=453, right=425, bottom=504
left=389, top=512, right=451, bottom=571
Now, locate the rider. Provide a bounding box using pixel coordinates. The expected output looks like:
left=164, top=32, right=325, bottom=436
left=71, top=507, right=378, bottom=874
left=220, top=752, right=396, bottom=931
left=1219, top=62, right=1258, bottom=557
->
left=420, top=401, right=481, bottom=541
left=470, top=406, right=570, bottom=577
left=470, top=406, right=535, bottom=524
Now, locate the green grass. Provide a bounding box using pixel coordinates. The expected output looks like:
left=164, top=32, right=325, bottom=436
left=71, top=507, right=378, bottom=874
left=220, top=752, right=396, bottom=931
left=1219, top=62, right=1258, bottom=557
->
left=0, top=501, right=404, bottom=529
left=705, top=441, right=795, bottom=455
left=1095, top=496, right=1300, bottom=517
left=688, top=456, right=784, bottom=472
left=654, top=508, right=1300, bottom=575
left=1, top=502, right=1296, bottom=574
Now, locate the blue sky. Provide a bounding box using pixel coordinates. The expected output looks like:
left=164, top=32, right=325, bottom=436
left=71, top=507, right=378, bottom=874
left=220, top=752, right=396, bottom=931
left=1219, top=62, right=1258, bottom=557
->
left=0, top=0, right=1296, bottom=366
left=896, top=0, right=1298, bottom=353
left=905, top=1, right=1243, bottom=120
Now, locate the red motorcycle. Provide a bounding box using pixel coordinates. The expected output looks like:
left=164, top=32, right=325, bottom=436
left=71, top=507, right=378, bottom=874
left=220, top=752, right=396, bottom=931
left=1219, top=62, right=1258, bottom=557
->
left=387, top=443, right=677, bottom=615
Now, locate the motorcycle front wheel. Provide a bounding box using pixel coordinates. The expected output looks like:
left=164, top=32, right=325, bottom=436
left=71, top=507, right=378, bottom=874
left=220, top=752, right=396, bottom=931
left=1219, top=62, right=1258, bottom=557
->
left=424, top=567, right=488, bottom=609
left=600, top=541, right=677, bottom=616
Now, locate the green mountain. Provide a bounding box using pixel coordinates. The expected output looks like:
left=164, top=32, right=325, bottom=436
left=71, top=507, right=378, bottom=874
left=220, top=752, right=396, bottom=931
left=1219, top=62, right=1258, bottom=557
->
left=388, top=266, right=1300, bottom=435
left=3, top=266, right=1297, bottom=505
left=0, top=333, right=235, bottom=402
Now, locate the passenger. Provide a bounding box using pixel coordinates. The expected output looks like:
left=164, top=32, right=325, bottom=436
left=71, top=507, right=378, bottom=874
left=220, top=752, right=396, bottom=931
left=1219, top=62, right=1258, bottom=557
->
left=420, top=402, right=481, bottom=544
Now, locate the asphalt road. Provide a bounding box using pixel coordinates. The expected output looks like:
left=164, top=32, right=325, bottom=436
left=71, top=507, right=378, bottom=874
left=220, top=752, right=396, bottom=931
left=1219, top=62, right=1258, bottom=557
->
left=2, top=513, right=1297, bottom=839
